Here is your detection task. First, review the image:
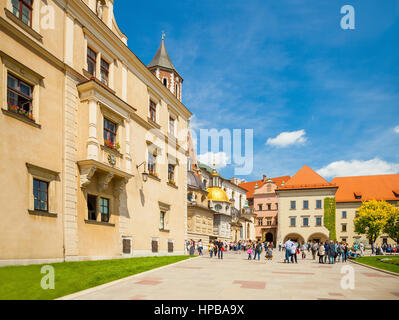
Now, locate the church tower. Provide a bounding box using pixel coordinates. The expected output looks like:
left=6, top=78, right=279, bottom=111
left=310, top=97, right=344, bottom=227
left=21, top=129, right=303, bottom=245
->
left=148, top=34, right=183, bottom=101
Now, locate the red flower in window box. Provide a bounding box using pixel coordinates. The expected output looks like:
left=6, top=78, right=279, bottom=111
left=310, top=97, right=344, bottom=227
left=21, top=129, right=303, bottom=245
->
left=104, top=138, right=120, bottom=151
left=7, top=101, right=34, bottom=121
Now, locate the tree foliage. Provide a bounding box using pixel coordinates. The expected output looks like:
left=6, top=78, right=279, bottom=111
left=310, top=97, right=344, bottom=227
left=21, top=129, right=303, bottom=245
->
left=354, top=200, right=396, bottom=243
left=384, top=205, right=399, bottom=243
left=324, top=197, right=336, bottom=241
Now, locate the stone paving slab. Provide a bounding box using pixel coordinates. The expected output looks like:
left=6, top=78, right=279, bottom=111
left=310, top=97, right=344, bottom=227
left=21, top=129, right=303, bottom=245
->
left=62, top=250, right=399, bottom=300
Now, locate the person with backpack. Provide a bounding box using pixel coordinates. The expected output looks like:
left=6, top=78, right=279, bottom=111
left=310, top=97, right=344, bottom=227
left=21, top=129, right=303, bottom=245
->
left=253, top=241, right=262, bottom=260
left=247, top=246, right=253, bottom=260
left=311, top=241, right=318, bottom=260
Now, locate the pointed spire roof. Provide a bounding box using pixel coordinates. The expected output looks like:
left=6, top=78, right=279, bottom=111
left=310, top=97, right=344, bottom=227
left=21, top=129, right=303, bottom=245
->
left=148, top=37, right=176, bottom=71
left=278, top=165, right=336, bottom=190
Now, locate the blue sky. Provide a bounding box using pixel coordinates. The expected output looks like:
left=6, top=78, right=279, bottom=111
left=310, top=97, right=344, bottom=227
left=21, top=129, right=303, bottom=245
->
left=114, top=0, right=399, bottom=181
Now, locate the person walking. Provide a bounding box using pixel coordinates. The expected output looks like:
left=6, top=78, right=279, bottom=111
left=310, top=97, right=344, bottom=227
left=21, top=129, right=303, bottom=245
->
left=324, top=241, right=329, bottom=264
left=209, top=241, right=214, bottom=258
left=198, top=239, right=203, bottom=256
left=359, top=242, right=365, bottom=256
left=217, top=240, right=224, bottom=259
left=371, top=242, right=375, bottom=255
left=342, top=242, right=348, bottom=262
left=284, top=239, right=294, bottom=263
left=318, top=242, right=325, bottom=263
left=254, top=241, right=262, bottom=260
left=247, top=246, right=253, bottom=260
left=311, top=242, right=318, bottom=260
left=291, top=241, right=298, bottom=263
left=301, top=243, right=307, bottom=259
left=278, top=242, right=282, bottom=252
left=328, top=240, right=335, bottom=264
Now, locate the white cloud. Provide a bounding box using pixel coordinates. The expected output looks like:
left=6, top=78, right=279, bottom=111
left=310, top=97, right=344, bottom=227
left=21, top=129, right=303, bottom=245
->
left=266, top=129, right=307, bottom=147
left=317, top=158, right=399, bottom=178
left=197, top=152, right=229, bottom=169
left=394, top=125, right=399, bottom=133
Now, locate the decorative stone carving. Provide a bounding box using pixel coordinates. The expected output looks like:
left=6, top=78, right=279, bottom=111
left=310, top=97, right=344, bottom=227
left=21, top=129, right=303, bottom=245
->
left=98, top=172, right=114, bottom=192
left=80, top=166, right=96, bottom=188
left=114, top=178, right=128, bottom=196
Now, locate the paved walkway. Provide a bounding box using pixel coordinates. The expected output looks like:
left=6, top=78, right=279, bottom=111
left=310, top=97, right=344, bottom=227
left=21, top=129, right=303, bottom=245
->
left=62, top=250, right=399, bottom=300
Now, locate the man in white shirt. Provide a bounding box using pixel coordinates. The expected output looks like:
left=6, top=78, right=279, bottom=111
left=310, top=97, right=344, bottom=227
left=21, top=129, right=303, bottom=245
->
left=284, top=239, right=294, bottom=263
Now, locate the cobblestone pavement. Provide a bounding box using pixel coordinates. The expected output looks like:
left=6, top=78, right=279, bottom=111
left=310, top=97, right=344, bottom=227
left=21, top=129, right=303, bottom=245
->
left=61, top=249, right=399, bottom=300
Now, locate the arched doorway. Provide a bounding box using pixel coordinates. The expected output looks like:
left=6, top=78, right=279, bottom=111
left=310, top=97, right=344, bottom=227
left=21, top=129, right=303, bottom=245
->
left=283, top=233, right=305, bottom=244
left=307, top=232, right=329, bottom=243
left=265, top=232, right=273, bottom=243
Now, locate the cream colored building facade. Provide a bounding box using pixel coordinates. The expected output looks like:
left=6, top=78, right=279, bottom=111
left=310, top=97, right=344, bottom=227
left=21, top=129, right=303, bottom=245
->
left=0, top=0, right=191, bottom=266
left=277, top=188, right=337, bottom=245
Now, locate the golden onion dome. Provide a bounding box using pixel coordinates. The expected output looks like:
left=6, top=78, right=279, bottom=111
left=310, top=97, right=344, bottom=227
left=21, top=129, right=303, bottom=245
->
left=207, top=187, right=230, bottom=203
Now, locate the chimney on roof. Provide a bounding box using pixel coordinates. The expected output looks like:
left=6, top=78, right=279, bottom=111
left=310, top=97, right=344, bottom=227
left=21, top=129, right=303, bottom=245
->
left=262, top=174, right=267, bottom=182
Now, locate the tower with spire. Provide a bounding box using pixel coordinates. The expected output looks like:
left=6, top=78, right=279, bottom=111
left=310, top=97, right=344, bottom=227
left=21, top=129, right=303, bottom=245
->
left=148, top=32, right=183, bottom=101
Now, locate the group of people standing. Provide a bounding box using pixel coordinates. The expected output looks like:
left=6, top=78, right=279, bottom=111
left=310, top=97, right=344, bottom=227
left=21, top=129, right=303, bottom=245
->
left=283, top=239, right=352, bottom=264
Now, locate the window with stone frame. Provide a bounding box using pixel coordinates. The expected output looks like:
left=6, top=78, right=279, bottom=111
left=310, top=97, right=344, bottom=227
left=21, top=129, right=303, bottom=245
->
left=258, top=218, right=263, bottom=226
left=103, top=118, right=117, bottom=147
left=302, top=217, right=309, bottom=227
left=160, top=211, right=166, bottom=230
left=290, top=217, right=296, bottom=227
left=148, top=152, right=157, bottom=175
left=100, top=58, right=109, bottom=86
left=316, top=216, right=322, bottom=226
left=11, top=0, right=33, bottom=27
left=87, top=194, right=97, bottom=221
left=290, top=201, right=296, bottom=210
left=168, top=164, right=175, bottom=183
left=149, top=100, right=157, bottom=122
left=100, top=197, right=110, bottom=222
left=87, top=47, right=97, bottom=76
left=342, top=224, right=347, bottom=232
left=7, top=73, right=33, bottom=118
left=33, top=178, right=48, bottom=212
left=303, top=200, right=309, bottom=209
left=316, top=199, right=322, bottom=209
left=266, top=218, right=272, bottom=226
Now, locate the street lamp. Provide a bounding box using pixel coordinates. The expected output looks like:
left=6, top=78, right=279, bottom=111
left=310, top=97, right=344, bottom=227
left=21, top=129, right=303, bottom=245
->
left=136, top=161, right=148, bottom=182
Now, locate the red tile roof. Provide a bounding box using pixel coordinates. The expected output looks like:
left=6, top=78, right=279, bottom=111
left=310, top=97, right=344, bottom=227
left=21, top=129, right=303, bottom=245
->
left=239, top=175, right=291, bottom=198
left=331, top=174, right=399, bottom=203
left=277, top=165, right=336, bottom=191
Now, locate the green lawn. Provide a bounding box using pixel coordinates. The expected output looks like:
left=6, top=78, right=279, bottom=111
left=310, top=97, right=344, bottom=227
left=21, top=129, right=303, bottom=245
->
left=0, top=255, right=193, bottom=300
left=356, top=255, right=399, bottom=274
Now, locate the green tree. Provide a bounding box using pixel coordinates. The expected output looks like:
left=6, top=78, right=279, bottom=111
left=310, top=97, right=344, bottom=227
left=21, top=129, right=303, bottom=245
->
left=354, top=200, right=392, bottom=243
left=384, top=205, right=399, bottom=243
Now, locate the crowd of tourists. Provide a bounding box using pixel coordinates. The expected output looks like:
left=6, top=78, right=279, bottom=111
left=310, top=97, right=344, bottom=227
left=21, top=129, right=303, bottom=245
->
left=186, top=238, right=399, bottom=262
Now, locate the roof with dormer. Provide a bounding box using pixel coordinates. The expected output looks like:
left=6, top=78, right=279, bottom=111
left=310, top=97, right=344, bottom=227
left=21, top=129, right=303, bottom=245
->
left=331, top=174, right=399, bottom=203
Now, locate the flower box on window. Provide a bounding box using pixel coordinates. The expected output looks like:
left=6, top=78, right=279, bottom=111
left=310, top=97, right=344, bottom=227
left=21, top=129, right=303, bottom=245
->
left=168, top=179, right=176, bottom=185
left=148, top=170, right=158, bottom=177
left=104, top=138, right=120, bottom=151
left=7, top=102, right=35, bottom=121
